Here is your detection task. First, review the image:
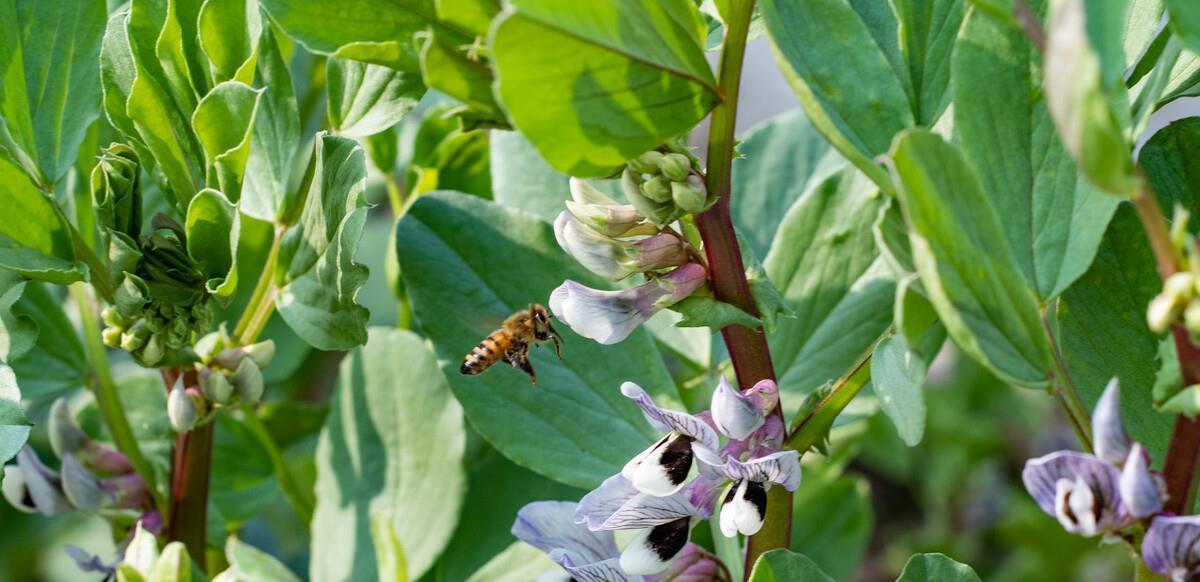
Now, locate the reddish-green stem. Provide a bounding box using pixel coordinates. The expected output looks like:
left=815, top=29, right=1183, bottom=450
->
left=694, top=0, right=787, bottom=574
left=1131, top=182, right=1200, bottom=515
left=167, top=382, right=215, bottom=568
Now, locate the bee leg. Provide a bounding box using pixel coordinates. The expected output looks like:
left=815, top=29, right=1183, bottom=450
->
left=548, top=324, right=564, bottom=360
left=506, top=345, right=537, bottom=385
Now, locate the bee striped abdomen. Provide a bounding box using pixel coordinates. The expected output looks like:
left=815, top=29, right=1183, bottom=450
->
left=460, top=331, right=510, bottom=375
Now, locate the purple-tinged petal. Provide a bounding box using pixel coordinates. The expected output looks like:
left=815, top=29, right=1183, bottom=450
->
left=61, top=454, right=147, bottom=512
left=723, top=451, right=801, bottom=491
left=578, top=475, right=718, bottom=531
left=514, top=501, right=619, bottom=562
left=15, top=446, right=71, bottom=515
left=550, top=281, right=649, bottom=345
left=620, top=383, right=719, bottom=451
left=710, top=378, right=764, bottom=440
left=1092, top=378, right=1130, bottom=465
left=48, top=398, right=132, bottom=474
left=1022, top=451, right=1125, bottom=535
left=1143, top=515, right=1200, bottom=579
left=64, top=545, right=116, bottom=576
left=555, top=212, right=632, bottom=280
left=1120, top=444, right=1163, bottom=518
left=550, top=551, right=635, bottom=582
left=659, top=543, right=721, bottom=582
left=620, top=517, right=691, bottom=576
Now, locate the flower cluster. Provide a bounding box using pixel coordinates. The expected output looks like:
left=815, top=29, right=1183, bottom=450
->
left=168, top=327, right=274, bottom=433
left=514, top=378, right=797, bottom=579
left=621, top=150, right=712, bottom=222
left=1019, top=379, right=1200, bottom=578
left=551, top=178, right=707, bottom=345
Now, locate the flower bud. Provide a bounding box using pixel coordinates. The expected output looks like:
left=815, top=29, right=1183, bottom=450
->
left=194, top=327, right=231, bottom=363
left=114, top=274, right=149, bottom=318
left=213, top=340, right=276, bottom=371
left=658, top=153, right=691, bottom=181
left=622, top=168, right=674, bottom=226
left=671, top=175, right=708, bottom=213
left=168, top=384, right=199, bottom=433
left=1091, top=378, right=1129, bottom=465
left=202, top=368, right=235, bottom=404
left=641, top=175, right=673, bottom=203
left=138, top=333, right=165, bottom=366
left=1148, top=293, right=1185, bottom=333
left=124, top=521, right=160, bottom=576
left=231, top=358, right=264, bottom=404
left=1186, top=301, right=1200, bottom=337
left=91, top=143, right=142, bottom=238
left=711, top=377, right=770, bottom=440
left=101, top=326, right=124, bottom=348
left=120, top=319, right=150, bottom=351
left=101, top=307, right=128, bottom=329
left=630, top=151, right=665, bottom=174
left=565, top=178, right=656, bottom=237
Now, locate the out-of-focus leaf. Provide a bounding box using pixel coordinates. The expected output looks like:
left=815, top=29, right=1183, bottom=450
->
left=210, top=413, right=276, bottom=526
left=894, top=0, right=965, bottom=126
left=224, top=537, right=301, bottom=582
left=406, top=111, right=491, bottom=200
left=954, top=9, right=1119, bottom=300
left=871, top=335, right=927, bottom=446
left=489, top=130, right=570, bottom=223
left=1167, top=0, right=1200, bottom=56
left=259, top=0, right=449, bottom=70
left=394, top=192, right=680, bottom=488
left=789, top=474, right=872, bottom=580
left=0, top=0, right=105, bottom=186
left=8, top=282, right=84, bottom=398
left=371, top=517, right=409, bottom=582
left=1058, top=206, right=1171, bottom=463
left=192, top=81, right=263, bottom=196
left=0, top=365, right=29, bottom=467
left=0, top=271, right=34, bottom=362
left=761, top=0, right=915, bottom=187
left=748, top=550, right=836, bottom=582
left=731, top=109, right=844, bottom=260
left=890, top=130, right=1053, bottom=388
left=491, top=0, right=717, bottom=176
left=327, top=57, right=423, bottom=138
left=197, top=0, right=262, bottom=84
left=463, top=542, right=555, bottom=582
left=896, top=553, right=982, bottom=581
left=312, top=329, right=465, bottom=581
left=0, top=157, right=84, bottom=284
left=185, top=188, right=239, bottom=299
left=242, top=25, right=300, bottom=223
left=1140, top=117, right=1200, bottom=225
left=112, top=376, right=173, bottom=497
left=436, top=0, right=499, bottom=37
left=274, top=133, right=370, bottom=351
left=422, top=451, right=583, bottom=582
left=419, top=31, right=502, bottom=121
left=1044, top=0, right=1137, bottom=195
left=765, top=168, right=894, bottom=405
left=643, top=308, right=711, bottom=369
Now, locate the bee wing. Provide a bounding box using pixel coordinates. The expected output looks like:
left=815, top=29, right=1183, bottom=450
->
left=457, top=309, right=509, bottom=335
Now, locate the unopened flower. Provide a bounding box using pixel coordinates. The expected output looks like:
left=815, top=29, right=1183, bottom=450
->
left=554, top=212, right=687, bottom=280
left=659, top=543, right=723, bottom=582
left=1023, top=451, right=1127, bottom=536
left=1143, top=515, right=1200, bottom=581
left=1092, top=379, right=1130, bottom=464
left=710, top=378, right=777, bottom=440
left=671, top=175, right=708, bottom=213
left=1120, top=444, right=1162, bottom=518
left=619, top=382, right=720, bottom=496
left=550, top=264, right=706, bottom=345
left=168, top=384, right=200, bottom=433
left=622, top=168, right=675, bottom=225
left=565, top=178, right=656, bottom=238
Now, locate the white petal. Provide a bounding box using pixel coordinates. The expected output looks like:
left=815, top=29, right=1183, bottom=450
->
left=619, top=518, right=690, bottom=576
left=1054, top=478, right=1079, bottom=533
left=721, top=480, right=767, bottom=537
left=630, top=433, right=693, bottom=497
left=549, top=281, right=645, bottom=345
left=710, top=377, right=764, bottom=440
left=719, top=496, right=739, bottom=538
left=622, top=435, right=668, bottom=482
left=1092, top=378, right=1130, bottom=465
left=1, top=465, right=35, bottom=513
left=536, top=569, right=573, bottom=582
left=1120, top=444, right=1162, bottom=518
left=1068, top=476, right=1099, bottom=537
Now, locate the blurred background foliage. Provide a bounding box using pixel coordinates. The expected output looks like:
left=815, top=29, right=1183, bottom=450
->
left=0, top=15, right=1158, bottom=582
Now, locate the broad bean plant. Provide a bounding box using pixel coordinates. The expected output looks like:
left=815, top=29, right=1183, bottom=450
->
left=4, top=0, right=1200, bottom=580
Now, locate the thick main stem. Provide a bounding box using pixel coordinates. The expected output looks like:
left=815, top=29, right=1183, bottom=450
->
left=1131, top=182, right=1200, bottom=515
left=694, top=0, right=787, bottom=574
left=168, top=416, right=214, bottom=568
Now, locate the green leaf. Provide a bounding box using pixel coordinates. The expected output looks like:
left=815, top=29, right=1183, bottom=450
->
left=731, top=109, right=844, bottom=260
left=895, top=553, right=981, bottom=582
left=463, top=542, right=555, bottom=582
left=406, top=107, right=492, bottom=200
left=670, top=295, right=761, bottom=330
left=242, top=25, right=300, bottom=223
left=436, top=0, right=499, bottom=37
left=394, top=191, right=680, bottom=487
left=9, top=281, right=86, bottom=399
left=198, top=0, right=262, bottom=84
left=192, top=81, right=264, bottom=197
left=894, top=0, right=966, bottom=126
left=491, top=0, right=718, bottom=176
left=327, top=57, right=424, bottom=138
left=761, top=0, right=914, bottom=187
left=1140, top=117, right=1200, bottom=223
left=895, top=275, right=944, bottom=360
left=1044, top=0, right=1137, bottom=195
left=311, top=328, right=465, bottom=581
left=764, top=168, right=895, bottom=406
left=489, top=130, right=571, bottom=223
left=748, top=550, right=836, bottom=582
left=225, top=537, right=301, bottom=582
left=890, top=129, right=1053, bottom=388
left=419, top=31, right=502, bottom=120
left=643, top=309, right=711, bottom=369
left=0, top=364, right=30, bottom=467
left=1057, top=205, right=1171, bottom=462
left=0, top=0, right=106, bottom=186
left=0, top=156, right=84, bottom=284
left=954, top=8, right=1119, bottom=300
left=370, top=517, right=409, bottom=582
left=210, top=413, right=276, bottom=526
left=424, top=450, right=583, bottom=582
left=0, top=270, right=35, bottom=362
left=871, top=335, right=927, bottom=446
left=1167, top=0, right=1200, bottom=56
left=259, top=0, right=445, bottom=70
left=274, top=133, right=371, bottom=351
left=185, top=188, right=239, bottom=299
left=113, top=375, right=173, bottom=498
left=789, top=474, right=872, bottom=580
left=1159, top=384, right=1200, bottom=416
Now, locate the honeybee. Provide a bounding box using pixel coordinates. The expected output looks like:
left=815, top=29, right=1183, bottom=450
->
left=460, top=304, right=563, bottom=384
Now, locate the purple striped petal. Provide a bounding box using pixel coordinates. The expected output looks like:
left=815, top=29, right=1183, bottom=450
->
left=710, top=377, right=765, bottom=440
left=575, top=475, right=719, bottom=531
left=1120, top=444, right=1163, bottom=519
left=723, top=451, right=801, bottom=491
left=550, top=552, right=636, bottom=582
left=513, top=501, right=618, bottom=563
left=1143, top=515, right=1200, bottom=579
left=1092, top=378, right=1130, bottom=465
left=1022, top=451, right=1126, bottom=535
left=620, top=382, right=719, bottom=451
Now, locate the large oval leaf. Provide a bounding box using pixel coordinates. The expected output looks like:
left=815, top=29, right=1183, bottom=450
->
left=491, top=0, right=718, bottom=176
left=889, top=130, right=1053, bottom=388
left=394, top=191, right=679, bottom=488
left=311, top=328, right=465, bottom=581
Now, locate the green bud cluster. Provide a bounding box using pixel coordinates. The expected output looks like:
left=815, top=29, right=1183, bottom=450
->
left=190, top=327, right=274, bottom=409
left=1148, top=206, right=1200, bottom=340
left=101, top=294, right=214, bottom=367
left=621, top=150, right=712, bottom=225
